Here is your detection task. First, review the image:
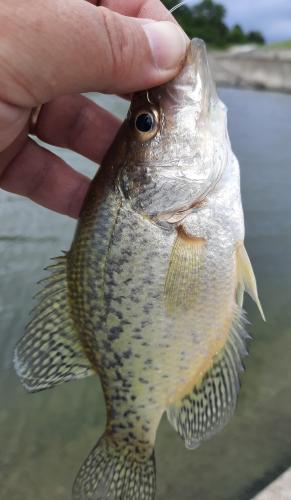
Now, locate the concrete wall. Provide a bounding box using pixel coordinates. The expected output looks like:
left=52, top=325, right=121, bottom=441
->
left=209, top=49, right=291, bottom=93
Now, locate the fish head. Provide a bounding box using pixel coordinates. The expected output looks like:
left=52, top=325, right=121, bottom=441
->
left=116, top=38, right=230, bottom=220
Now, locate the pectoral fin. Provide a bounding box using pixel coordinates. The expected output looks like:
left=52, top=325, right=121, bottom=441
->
left=236, top=244, right=265, bottom=321
left=164, top=225, right=205, bottom=312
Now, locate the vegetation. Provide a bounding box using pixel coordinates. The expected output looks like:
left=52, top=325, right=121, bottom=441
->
left=162, top=0, right=265, bottom=48
left=266, top=39, right=291, bottom=49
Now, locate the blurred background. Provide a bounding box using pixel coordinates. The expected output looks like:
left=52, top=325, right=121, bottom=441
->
left=1, top=1, right=291, bottom=499
left=164, top=0, right=291, bottom=93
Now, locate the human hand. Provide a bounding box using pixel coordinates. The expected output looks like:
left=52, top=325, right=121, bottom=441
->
left=0, top=0, right=188, bottom=218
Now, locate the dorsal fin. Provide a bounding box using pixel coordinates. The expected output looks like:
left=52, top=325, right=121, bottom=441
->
left=14, top=255, right=95, bottom=392
left=166, top=307, right=248, bottom=449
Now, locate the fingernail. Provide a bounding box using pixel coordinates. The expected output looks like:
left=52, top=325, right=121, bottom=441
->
left=143, top=21, right=188, bottom=71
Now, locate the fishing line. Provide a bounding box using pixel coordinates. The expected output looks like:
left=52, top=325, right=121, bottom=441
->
left=170, top=1, right=189, bottom=14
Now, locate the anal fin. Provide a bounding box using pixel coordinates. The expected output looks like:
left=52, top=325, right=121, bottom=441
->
left=167, top=307, right=248, bottom=449
left=14, top=255, right=95, bottom=392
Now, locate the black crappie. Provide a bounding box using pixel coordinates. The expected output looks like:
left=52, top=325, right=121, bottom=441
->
left=14, top=39, right=264, bottom=500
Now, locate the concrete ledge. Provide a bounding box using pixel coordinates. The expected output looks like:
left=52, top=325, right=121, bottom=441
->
left=252, top=468, right=291, bottom=499
left=209, top=49, right=291, bottom=93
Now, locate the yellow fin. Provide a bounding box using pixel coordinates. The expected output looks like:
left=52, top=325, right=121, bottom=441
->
left=236, top=244, right=265, bottom=321
left=164, top=225, right=205, bottom=312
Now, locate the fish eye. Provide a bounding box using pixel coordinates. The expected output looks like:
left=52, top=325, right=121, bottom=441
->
left=135, top=113, right=154, bottom=132
left=133, top=109, right=159, bottom=141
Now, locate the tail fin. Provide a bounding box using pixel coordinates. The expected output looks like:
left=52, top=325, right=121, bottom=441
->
left=73, top=435, right=156, bottom=500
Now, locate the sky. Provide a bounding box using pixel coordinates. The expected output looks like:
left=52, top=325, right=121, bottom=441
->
left=189, top=0, right=291, bottom=42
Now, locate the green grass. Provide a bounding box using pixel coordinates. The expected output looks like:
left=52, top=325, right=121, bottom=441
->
left=267, top=39, right=291, bottom=49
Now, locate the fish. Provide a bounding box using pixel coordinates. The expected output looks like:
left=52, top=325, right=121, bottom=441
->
left=14, top=38, right=264, bottom=500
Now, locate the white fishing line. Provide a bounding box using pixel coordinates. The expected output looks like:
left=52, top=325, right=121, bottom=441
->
left=170, top=1, right=189, bottom=14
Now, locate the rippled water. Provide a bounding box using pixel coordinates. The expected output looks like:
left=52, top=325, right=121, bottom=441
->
left=1, top=88, right=291, bottom=500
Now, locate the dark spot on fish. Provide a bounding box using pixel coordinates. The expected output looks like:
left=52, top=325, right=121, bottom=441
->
left=139, top=377, right=149, bottom=384
left=131, top=395, right=137, bottom=401
left=108, top=326, right=123, bottom=341
left=133, top=334, right=143, bottom=340
left=124, top=409, right=135, bottom=418
left=141, top=320, right=150, bottom=328
left=102, top=340, right=112, bottom=352
left=114, top=352, right=123, bottom=367
left=104, top=292, right=112, bottom=302
left=121, top=248, right=132, bottom=258
left=138, top=439, right=149, bottom=445
left=145, top=278, right=154, bottom=287
left=115, top=395, right=127, bottom=402
left=143, top=304, right=152, bottom=314
left=121, top=319, right=131, bottom=327
left=123, top=349, right=132, bottom=359
left=112, top=296, right=123, bottom=305
left=115, top=370, right=123, bottom=380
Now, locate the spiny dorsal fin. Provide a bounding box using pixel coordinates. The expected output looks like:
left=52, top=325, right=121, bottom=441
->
left=166, top=307, right=248, bottom=449
left=14, top=255, right=94, bottom=392
left=236, top=243, right=265, bottom=321
left=164, top=225, right=205, bottom=312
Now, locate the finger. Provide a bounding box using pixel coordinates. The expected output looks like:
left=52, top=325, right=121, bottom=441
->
left=1, top=0, right=188, bottom=107
left=93, top=0, right=173, bottom=21
left=0, top=101, right=30, bottom=151
left=0, top=139, right=90, bottom=218
left=34, top=95, right=121, bottom=163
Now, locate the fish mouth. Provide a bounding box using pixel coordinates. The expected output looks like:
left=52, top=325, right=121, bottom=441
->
left=158, top=38, right=218, bottom=110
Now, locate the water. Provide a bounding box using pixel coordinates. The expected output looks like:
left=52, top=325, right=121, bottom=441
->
left=0, top=88, right=291, bottom=500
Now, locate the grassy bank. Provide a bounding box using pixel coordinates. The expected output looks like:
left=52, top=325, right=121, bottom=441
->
left=267, top=39, right=291, bottom=49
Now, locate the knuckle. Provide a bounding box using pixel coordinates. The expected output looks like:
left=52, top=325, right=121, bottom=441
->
left=98, top=6, right=135, bottom=83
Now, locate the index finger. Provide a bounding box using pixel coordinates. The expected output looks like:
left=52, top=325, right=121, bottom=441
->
left=95, top=0, right=173, bottom=21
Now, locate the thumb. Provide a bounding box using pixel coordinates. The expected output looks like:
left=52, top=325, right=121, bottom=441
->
left=1, top=0, right=188, bottom=108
